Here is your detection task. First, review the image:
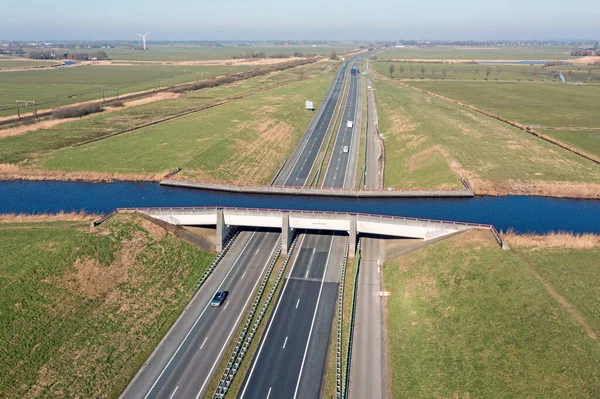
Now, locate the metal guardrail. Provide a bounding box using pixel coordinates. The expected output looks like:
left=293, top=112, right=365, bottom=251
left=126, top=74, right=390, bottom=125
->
left=212, top=234, right=299, bottom=398
left=336, top=239, right=350, bottom=398
left=164, top=167, right=182, bottom=179
left=269, top=156, right=287, bottom=186
left=343, top=239, right=361, bottom=399
left=191, top=228, right=239, bottom=294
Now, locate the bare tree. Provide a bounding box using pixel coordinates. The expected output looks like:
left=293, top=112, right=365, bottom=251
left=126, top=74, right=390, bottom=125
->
left=532, top=70, right=537, bottom=81
left=442, top=70, right=447, bottom=80
left=588, top=68, right=593, bottom=83
left=520, top=69, right=524, bottom=81
left=389, top=63, right=395, bottom=78
left=431, top=68, right=436, bottom=79
left=485, top=67, right=491, bottom=81
left=399, top=65, right=404, bottom=74
left=410, top=65, right=414, bottom=79
left=496, top=68, right=501, bottom=80
left=567, top=70, right=573, bottom=82
left=330, top=50, right=338, bottom=60
left=453, top=69, right=457, bottom=80
left=420, top=65, right=425, bottom=79
left=474, top=69, right=479, bottom=80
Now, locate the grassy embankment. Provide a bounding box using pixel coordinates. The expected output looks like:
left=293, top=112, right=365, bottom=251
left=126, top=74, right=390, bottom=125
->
left=0, top=62, right=335, bottom=182
left=377, top=46, right=573, bottom=60
left=0, top=64, right=259, bottom=117
left=373, top=79, right=600, bottom=197
left=0, top=212, right=215, bottom=398
left=383, top=229, right=600, bottom=398
left=0, top=60, right=62, bottom=69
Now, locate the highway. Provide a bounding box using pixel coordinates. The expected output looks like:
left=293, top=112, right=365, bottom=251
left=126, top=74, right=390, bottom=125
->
left=121, top=55, right=360, bottom=399
left=120, top=229, right=280, bottom=399
left=239, top=56, right=363, bottom=399
left=349, top=76, right=386, bottom=399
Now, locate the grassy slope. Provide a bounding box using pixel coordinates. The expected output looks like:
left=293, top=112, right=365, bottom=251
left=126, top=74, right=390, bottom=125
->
left=0, top=62, right=332, bottom=165
left=0, top=64, right=256, bottom=117
left=541, top=129, right=600, bottom=158
left=0, top=213, right=214, bottom=398
left=35, top=68, right=334, bottom=184
left=374, top=79, right=600, bottom=188
left=377, top=46, right=572, bottom=60
left=383, top=230, right=600, bottom=398
left=0, top=60, right=62, bottom=69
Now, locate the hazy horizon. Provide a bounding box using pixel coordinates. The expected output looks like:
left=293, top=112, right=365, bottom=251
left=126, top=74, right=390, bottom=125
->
left=1, top=0, right=599, bottom=42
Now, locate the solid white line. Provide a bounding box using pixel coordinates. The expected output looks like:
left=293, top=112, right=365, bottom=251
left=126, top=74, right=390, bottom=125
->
left=266, top=387, right=272, bottom=399
left=241, top=271, right=247, bottom=280
left=195, top=236, right=279, bottom=399
left=239, top=233, right=307, bottom=399
left=296, top=299, right=300, bottom=309
left=143, top=229, right=258, bottom=399
left=200, top=337, right=208, bottom=350
left=283, top=336, right=288, bottom=349
left=292, top=235, right=335, bottom=399
left=168, top=386, right=179, bottom=399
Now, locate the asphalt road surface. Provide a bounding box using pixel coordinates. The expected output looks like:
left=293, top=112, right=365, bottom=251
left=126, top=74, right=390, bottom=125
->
left=120, top=229, right=280, bottom=399
left=240, top=55, right=364, bottom=399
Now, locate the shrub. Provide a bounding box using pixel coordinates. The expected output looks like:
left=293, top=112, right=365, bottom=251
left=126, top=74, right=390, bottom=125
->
left=53, top=103, right=104, bottom=119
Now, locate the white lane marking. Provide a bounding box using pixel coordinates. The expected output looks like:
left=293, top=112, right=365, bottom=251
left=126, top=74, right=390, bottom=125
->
left=292, top=236, right=335, bottom=399
left=283, top=336, right=288, bottom=349
left=195, top=236, right=279, bottom=399
left=223, top=302, right=229, bottom=310
left=240, top=233, right=308, bottom=399
left=266, top=387, right=272, bottom=399
left=168, top=386, right=179, bottom=399
left=296, top=299, right=300, bottom=309
left=200, top=337, right=208, bottom=350
left=377, top=267, right=380, bottom=274
left=255, top=248, right=260, bottom=255
left=143, top=229, right=258, bottom=399
left=241, top=271, right=247, bottom=280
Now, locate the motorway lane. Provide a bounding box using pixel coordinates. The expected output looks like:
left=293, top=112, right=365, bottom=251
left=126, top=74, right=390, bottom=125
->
left=120, top=229, right=280, bottom=399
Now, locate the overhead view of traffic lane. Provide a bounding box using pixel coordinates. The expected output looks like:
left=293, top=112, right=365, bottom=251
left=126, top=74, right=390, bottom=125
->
left=121, top=228, right=280, bottom=399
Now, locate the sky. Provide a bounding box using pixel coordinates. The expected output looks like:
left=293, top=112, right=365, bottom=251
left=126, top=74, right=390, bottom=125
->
left=1, top=0, right=598, bottom=41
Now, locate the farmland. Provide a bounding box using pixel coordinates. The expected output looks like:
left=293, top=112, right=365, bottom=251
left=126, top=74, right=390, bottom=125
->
left=383, top=230, right=600, bottom=398
left=21, top=64, right=334, bottom=183
left=0, top=64, right=258, bottom=117
left=0, top=59, right=61, bottom=69
left=104, top=44, right=358, bottom=61
left=541, top=129, right=600, bottom=158
left=377, top=45, right=573, bottom=60
left=0, top=212, right=214, bottom=398
left=373, top=79, right=600, bottom=196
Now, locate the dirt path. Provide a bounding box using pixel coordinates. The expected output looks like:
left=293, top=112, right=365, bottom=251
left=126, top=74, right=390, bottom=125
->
left=517, top=251, right=600, bottom=346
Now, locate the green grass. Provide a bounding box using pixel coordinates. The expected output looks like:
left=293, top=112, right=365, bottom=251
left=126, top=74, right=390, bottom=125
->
left=378, top=46, right=573, bottom=60
left=32, top=67, right=334, bottom=183
left=0, top=60, right=61, bottom=69
left=105, top=44, right=358, bottom=61
left=0, top=62, right=332, bottom=166
left=374, top=79, right=600, bottom=188
left=0, top=213, right=214, bottom=398
left=383, top=230, right=600, bottom=398
left=374, top=61, right=600, bottom=83
left=409, top=80, right=600, bottom=128
left=0, top=64, right=258, bottom=117
left=541, top=130, right=600, bottom=157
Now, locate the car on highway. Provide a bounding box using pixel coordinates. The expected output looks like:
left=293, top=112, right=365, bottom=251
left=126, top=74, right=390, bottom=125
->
left=343, top=145, right=349, bottom=153
left=210, top=291, right=228, bottom=307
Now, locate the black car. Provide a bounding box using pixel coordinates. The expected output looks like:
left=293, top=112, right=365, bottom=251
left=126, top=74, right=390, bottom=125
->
left=210, top=291, right=228, bottom=307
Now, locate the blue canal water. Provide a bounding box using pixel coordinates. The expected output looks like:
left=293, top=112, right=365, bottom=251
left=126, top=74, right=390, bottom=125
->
left=2, top=181, right=599, bottom=235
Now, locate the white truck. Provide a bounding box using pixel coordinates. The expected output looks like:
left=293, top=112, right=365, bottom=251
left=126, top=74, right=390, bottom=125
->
left=347, top=120, right=353, bottom=128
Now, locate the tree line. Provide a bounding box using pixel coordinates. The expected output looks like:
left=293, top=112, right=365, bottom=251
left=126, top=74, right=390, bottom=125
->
left=29, top=49, right=108, bottom=60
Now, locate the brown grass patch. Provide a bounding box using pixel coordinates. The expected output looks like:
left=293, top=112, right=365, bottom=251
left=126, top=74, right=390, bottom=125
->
left=503, top=232, right=600, bottom=249
left=471, top=178, right=600, bottom=199
left=407, top=146, right=448, bottom=174
left=0, top=163, right=167, bottom=182
left=137, top=217, right=167, bottom=240
left=0, top=119, right=68, bottom=139
left=0, top=211, right=97, bottom=223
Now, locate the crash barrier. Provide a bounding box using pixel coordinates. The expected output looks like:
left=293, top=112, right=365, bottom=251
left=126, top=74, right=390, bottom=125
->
left=336, top=239, right=350, bottom=398
left=343, top=239, right=361, bottom=399
left=164, top=167, right=182, bottom=179
left=91, top=209, right=118, bottom=227
left=269, top=157, right=287, bottom=186
left=191, top=228, right=239, bottom=295
left=212, top=234, right=299, bottom=398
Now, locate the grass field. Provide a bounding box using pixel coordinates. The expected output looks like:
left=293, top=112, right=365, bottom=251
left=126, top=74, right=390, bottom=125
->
left=541, top=130, right=600, bottom=158
left=30, top=65, right=334, bottom=183
left=373, top=61, right=600, bottom=83
left=377, top=46, right=573, bottom=60
left=383, top=230, right=600, bottom=398
left=373, top=79, right=600, bottom=192
left=0, top=64, right=257, bottom=117
left=0, top=60, right=61, bottom=69
left=0, top=62, right=333, bottom=167
left=105, top=44, right=358, bottom=61
left=0, top=213, right=214, bottom=398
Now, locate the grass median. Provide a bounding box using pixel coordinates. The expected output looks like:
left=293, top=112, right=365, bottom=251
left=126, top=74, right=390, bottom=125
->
left=0, top=212, right=215, bottom=398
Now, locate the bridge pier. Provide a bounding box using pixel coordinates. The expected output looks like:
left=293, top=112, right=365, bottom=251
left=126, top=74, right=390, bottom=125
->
left=216, top=208, right=226, bottom=252
left=348, top=214, right=357, bottom=257
left=281, top=211, right=292, bottom=254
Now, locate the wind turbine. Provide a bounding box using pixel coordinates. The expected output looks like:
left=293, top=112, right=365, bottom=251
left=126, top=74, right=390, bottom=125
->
left=136, top=32, right=150, bottom=50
